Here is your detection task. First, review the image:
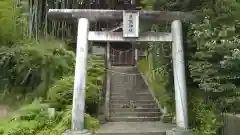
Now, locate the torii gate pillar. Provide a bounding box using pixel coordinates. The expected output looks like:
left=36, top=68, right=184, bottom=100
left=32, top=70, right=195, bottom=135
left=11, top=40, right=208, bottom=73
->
left=72, top=18, right=89, bottom=131
left=48, top=9, right=195, bottom=135
left=171, top=20, right=188, bottom=129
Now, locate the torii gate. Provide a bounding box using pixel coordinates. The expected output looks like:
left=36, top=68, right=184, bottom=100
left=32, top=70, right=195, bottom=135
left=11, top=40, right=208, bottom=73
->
left=48, top=9, right=195, bottom=135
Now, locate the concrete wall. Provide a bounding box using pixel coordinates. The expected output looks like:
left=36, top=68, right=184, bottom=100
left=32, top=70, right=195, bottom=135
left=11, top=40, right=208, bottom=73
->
left=223, top=113, right=240, bottom=135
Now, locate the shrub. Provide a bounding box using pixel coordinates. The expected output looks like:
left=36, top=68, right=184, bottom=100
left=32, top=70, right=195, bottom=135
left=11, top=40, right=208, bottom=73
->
left=85, top=113, right=100, bottom=131
left=47, top=75, right=101, bottom=114
left=189, top=97, right=222, bottom=135
left=0, top=40, right=75, bottom=98
left=0, top=101, right=100, bottom=135
left=47, top=76, right=74, bottom=109
left=0, top=100, right=52, bottom=135
left=138, top=57, right=173, bottom=113
left=47, top=56, right=105, bottom=114
left=37, top=106, right=99, bottom=135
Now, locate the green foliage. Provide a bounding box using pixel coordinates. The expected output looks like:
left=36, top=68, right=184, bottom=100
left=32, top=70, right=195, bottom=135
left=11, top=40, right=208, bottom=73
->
left=189, top=97, right=222, bottom=135
left=84, top=113, right=100, bottom=131
left=13, top=100, right=49, bottom=120
left=0, top=0, right=22, bottom=45
left=187, top=15, right=240, bottom=134
left=0, top=1, right=103, bottom=134
left=39, top=106, right=100, bottom=135
left=140, top=0, right=154, bottom=10
left=0, top=100, right=100, bottom=135
left=139, top=0, right=240, bottom=134
left=138, top=56, right=173, bottom=114
left=47, top=56, right=105, bottom=114
left=0, top=40, right=75, bottom=98
left=47, top=76, right=74, bottom=109
left=188, top=9, right=240, bottom=112
left=0, top=100, right=52, bottom=135
left=185, top=0, right=240, bottom=134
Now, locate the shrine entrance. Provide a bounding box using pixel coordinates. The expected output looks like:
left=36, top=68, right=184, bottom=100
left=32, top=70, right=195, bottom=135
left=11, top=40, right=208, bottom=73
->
left=110, top=42, right=135, bottom=66
left=48, top=9, right=195, bottom=132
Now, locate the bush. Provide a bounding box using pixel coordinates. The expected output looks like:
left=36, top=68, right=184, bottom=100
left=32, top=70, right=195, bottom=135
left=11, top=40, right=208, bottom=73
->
left=84, top=113, right=100, bottom=131
left=47, top=75, right=101, bottom=114
left=0, top=100, right=52, bottom=135
left=0, top=40, right=75, bottom=98
left=37, top=106, right=99, bottom=135
left=0, top=1, right=102, bottom=133
left=47, top=76, right=74, bottom=109
left=47, top=56, right=105, bottom=114
left=0, top=100, right=100, bottom=135
left=138, top=57, right=173, bottom=113
left=189, top=97, right=222, bottom=135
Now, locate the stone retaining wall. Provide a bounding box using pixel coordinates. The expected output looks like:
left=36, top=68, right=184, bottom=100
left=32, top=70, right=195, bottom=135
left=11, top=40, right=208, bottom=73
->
left=223, top=113, right=240, bottom=135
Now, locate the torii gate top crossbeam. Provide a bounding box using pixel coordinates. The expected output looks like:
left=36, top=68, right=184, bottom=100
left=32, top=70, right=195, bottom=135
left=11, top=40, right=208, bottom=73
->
left=48, top=9, right=196, bottom=22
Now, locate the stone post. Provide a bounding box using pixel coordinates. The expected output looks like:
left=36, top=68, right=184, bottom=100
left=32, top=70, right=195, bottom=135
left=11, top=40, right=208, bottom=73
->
left=171, top=20, right=188, bottom=129
left=63, top=18, right=92, bottom=135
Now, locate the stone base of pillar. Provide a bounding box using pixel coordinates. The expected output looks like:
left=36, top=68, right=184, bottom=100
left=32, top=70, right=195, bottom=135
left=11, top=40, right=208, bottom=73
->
left=166, top=128, right=191, bottom=135
left=61, top=129, right=92, bottom=135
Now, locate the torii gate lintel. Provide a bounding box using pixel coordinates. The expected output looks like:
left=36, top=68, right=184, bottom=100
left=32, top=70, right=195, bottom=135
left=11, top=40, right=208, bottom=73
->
left=48, top=9, right=196, bottom=22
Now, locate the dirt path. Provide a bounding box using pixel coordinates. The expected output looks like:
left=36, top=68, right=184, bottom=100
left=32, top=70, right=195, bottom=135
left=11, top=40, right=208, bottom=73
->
left=0, top=105, right=11, bottom=120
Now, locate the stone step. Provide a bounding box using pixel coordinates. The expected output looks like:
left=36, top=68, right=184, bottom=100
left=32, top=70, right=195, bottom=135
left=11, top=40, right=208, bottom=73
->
left=110, top=108, right=160, bottom=113
left=110, top=90, right=148, bottom=94
left=111, top=92, right=151, bottom=95
left=111, top=99, right=156, bottom=104
left=95, top=122, right=175, bottom=135
left=110, top=95, right=153, bottom=100
left=110, top=87, right=146, bottom=89
left=110, top=92, right=149, bottom=95
left=111, top=87, right=147, bottom=89
left=111, top=66, right=136, bottom=70
left=110, top=89, right=147, bottom=92
left=111, top=103, right=158, bottom=108
left=110, top=112, right=161, bottom=117
left=110, top=67, right=137, bottom=74
left=96, top=132, right=166, bottom=135
left=109, top=116, right=161, bottom=122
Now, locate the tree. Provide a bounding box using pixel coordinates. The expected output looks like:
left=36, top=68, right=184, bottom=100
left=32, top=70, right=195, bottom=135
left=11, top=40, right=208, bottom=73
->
left=139, top=0, right=240, bottom=134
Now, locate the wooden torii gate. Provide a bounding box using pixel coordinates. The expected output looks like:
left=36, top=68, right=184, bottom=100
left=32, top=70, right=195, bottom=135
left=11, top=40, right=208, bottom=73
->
left=48, top=9, right=195, bottom=135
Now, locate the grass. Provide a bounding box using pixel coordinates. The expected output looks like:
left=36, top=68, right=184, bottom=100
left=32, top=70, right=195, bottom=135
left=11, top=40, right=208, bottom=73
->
left=137, top=56, right=173, bottom=113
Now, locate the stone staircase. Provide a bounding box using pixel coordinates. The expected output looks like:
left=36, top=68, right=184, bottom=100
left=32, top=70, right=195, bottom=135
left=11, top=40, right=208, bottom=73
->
left=96, top=66, right=175, bottom=135
left=109, top=66, right=162, bottom=122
